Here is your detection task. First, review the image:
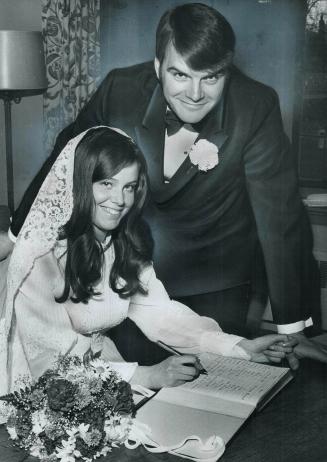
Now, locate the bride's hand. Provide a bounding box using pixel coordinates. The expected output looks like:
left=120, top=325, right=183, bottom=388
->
left=131, top=355, right=201, bottom=389
left=237, top=334, right=295, bottom=363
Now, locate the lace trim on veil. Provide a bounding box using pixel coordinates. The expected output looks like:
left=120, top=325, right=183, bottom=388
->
left=0, top=125, right=134, bottom=404
left=0, top=129, right=97, bottom=398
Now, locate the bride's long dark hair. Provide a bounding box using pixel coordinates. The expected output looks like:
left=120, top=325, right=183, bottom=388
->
left=56, top=127, right=153, bottom=304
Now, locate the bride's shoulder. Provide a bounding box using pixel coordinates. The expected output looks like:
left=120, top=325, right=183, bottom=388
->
left=139, top=263, right=156, bottom=286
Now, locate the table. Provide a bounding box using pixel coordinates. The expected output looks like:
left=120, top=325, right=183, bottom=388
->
left=1, top=359, right=327, bottom=462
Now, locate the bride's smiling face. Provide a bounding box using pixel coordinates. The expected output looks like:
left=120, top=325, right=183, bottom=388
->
left=92, top=162, right=139, bottom=242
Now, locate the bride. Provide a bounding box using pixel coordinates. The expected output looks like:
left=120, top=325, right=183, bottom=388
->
left=0, top=126, right=293, bottom=399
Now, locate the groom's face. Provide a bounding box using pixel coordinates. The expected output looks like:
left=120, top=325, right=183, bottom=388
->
left=155, top=43, right=226, bottom=124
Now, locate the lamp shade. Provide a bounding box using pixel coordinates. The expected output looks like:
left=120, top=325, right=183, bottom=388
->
left=0, top=30, right=47, bottom=91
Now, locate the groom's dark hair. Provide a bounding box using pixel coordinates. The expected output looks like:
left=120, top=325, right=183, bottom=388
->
left=155, top=3, right=235, bottom=71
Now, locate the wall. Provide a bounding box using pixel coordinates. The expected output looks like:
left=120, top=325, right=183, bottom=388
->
left=0, top=0, right=44, bottom=209
left=101, top=0, right=306, bottom=139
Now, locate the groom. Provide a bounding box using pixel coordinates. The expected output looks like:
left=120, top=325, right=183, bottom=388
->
left=4, top=3, right=324, bottom=367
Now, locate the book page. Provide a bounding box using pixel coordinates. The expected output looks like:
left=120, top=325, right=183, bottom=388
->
left=155, top=354, right=291, bottom=417
left=183, top=353, right=290, bottom=406
left=156, top=385, right=255, bottom=418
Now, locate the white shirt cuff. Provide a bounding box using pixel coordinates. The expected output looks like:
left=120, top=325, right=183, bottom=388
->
left=8, top=228, right=17, bottom=244
left=277, top=318, right=313, bottom=334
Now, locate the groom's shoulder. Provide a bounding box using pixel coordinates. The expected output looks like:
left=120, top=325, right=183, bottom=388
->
left=98, top=61, right=157, bottom=118
left=106, top=61, right=157, bottom=91
left=113, top=61, right=155, bottom=77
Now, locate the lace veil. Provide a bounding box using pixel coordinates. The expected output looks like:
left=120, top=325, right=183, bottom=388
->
left=0, top=126, right=130, bottom=397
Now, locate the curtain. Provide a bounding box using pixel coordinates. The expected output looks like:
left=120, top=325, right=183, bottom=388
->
left=42, top=0, right=101, bottom=155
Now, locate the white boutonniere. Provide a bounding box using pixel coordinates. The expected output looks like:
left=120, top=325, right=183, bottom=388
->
left=188, top=139, right=219, bottom=172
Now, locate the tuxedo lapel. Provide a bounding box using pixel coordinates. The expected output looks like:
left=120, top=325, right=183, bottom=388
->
left=134, top=84, right=167, bottom=197
left=155, top=96, right=229, bottom=203
left=197, top=94, right=229, bottom=161
left=198, top=130, right=229, bottom=167
left=134, top=84, right=229, bottom=204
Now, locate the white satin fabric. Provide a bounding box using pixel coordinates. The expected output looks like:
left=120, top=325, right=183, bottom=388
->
left=127, top=420, right=226, bottom=462
left=5, top=240, right=248, bottom=395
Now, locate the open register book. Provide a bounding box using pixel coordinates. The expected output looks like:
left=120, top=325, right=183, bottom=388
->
left=135, top=353, right=293, bottom=449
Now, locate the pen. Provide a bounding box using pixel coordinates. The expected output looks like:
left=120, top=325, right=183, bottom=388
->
left=157, top=340, right=208, bottom=375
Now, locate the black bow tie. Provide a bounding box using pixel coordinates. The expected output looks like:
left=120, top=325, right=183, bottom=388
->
left=165, top=110, right=204, bottom=136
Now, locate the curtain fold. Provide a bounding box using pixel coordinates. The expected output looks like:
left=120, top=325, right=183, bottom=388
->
left=42, top=0, right=101, bottom=155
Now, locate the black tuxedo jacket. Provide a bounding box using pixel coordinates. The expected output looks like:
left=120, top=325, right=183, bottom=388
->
left=12, top=62, right=318, bottom=326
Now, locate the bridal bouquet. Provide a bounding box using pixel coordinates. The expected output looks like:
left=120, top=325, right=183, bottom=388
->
left=0, top=355, right=135, bottom=461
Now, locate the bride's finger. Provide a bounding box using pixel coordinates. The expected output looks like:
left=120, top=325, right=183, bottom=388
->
left=269, top=344, right=293, bottom=353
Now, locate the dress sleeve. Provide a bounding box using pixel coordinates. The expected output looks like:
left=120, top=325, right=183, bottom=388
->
left=100, top=336, right=138, bottom=382
left=14, top=286, right=80, bottom=380
left=128, top=266, right=249, bottom=360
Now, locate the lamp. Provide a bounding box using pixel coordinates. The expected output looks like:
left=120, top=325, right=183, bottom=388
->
left=0, top=30, right=47, bottom=213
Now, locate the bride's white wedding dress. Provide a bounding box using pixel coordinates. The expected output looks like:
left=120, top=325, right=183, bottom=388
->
left=0, top=239, right=248, bottom=397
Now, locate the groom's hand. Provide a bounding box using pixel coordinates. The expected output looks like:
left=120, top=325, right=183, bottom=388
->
left=290, top=332, right=327, bottom=365
left=271, top=332, right=327, bottom=370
